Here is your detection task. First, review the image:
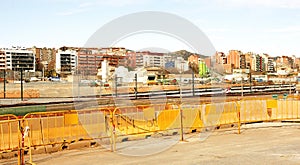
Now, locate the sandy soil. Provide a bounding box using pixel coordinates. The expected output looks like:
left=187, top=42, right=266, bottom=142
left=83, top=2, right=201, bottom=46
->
left=2, top=122, right=300, bottom=165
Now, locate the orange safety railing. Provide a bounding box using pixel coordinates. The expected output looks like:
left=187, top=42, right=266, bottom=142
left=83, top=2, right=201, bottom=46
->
left=0, top=118, right=20, bottom=153
left=1, top=98, right=300, bottom=155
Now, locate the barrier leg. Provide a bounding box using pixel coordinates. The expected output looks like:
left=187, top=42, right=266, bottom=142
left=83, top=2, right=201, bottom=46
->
left=27, top=124, right=35, bottom=165
left=179, top=104, right=184, bottom=141
left=18, top=120, right=25, bottom=165
left=110, top=109, right=117, bottom=152
left=237, top=102, right=241, bottom=134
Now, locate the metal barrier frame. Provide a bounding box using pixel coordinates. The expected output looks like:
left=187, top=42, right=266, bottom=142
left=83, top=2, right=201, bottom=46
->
left=1, top=98, right=300, bottom=160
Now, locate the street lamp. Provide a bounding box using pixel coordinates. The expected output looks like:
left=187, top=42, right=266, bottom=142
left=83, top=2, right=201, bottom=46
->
left=179, top=59, right=185, bottom=141
left=289, top=76, right=292, bottom=95
left=241, top=76, right=243, bottom=97
left=135, top=73, right=137, bottom=99
left=249, top=68, right=252, bottom=93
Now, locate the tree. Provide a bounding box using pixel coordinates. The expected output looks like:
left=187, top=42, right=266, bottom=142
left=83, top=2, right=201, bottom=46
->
left=188, top=62, right=199, bottom=78
left=36, top=63, right=44, bottom=71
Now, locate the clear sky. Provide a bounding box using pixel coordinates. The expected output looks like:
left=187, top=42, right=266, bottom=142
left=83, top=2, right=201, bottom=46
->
left=1, top=0, right=300, bottom=57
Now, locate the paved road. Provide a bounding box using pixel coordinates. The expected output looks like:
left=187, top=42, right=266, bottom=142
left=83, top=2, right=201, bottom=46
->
left=2, top=122, right=300, bottom=165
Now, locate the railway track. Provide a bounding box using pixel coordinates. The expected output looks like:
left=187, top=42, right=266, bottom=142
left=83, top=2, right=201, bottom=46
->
left=0, top=84, right=296, bottom=116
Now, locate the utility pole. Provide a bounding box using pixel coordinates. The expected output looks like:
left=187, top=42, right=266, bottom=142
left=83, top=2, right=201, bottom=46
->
left=192, top=70, right=195, bottom=96
left=249, top=71, right=252, bottom=93
left=3, top=70, right=6, bottom=99
left=20, top=69, right=23, bottom=101
left=99, top=81, right=102, bottom=98
left=241, top=77, right=243, bottom=97
left=289, top=77, right=292, bottom=95
left=77, top=70, right=80, bottom=98
left=135, top=73, right=137, bottom=99
left=179, top=60, right=184, bottom=141
left=42, top=66, right=45, bottom=81
left=115, top=74, right=118, bottom=97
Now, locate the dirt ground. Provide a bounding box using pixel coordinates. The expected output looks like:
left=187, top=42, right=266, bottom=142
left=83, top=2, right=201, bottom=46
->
left=2, top=122, right=300, bottom=165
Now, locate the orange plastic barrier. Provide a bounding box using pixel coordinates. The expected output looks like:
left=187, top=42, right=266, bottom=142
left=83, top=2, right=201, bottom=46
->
left=1, top=99, right=300, bottom=154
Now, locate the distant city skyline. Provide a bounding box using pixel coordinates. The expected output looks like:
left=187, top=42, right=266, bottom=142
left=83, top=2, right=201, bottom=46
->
left=1, top=0, right=300, bottom=57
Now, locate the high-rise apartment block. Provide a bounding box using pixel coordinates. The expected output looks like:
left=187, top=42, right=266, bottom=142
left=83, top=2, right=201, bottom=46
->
left=0, top=51, right=5, bottom=70
left=227, top=50, right=242, bottom=69
left=135, top=51, right=165, bottom=68
left=55, top=48, right=77, bottom=75
left=31, top=47, right=56, bottom=71
left=1, top=47, right=35, bottom=72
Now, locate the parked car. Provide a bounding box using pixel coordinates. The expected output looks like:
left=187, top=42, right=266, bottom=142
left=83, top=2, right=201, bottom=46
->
left=49, top=77, right=61, bottom=82
left=30, top=77, right=41, bottom=82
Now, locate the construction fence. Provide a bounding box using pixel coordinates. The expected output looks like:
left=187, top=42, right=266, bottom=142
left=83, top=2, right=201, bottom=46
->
left=1, top=98, right=300, bottom=159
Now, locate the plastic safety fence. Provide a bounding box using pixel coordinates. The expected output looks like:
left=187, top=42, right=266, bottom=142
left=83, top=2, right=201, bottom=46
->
left=0, top=115, right=19, bottom=153
left=112, top=104, right=167, bottom=136
left=180, top=104, right=204, bottom=132
left=201, top=102, right=239, bottom=127
left=2, top=99, right=300, bottom=154
left=76, top=109, right=109, bottom=141
left=275, top=99, right=300, bottom=120
left=112, top=102, right=239, bottom=136
left=22, top=109, right=109, bottom=148
left=240, top=99, right=268, bottom=123
left=110, top=105, right=203, bottom=140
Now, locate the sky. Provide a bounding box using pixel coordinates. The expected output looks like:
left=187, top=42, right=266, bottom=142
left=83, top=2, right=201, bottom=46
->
left=1, top=0, right=300, bottom=57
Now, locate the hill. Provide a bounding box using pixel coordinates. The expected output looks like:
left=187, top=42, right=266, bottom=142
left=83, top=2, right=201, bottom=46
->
left=171, top=50, right=207, bottom=60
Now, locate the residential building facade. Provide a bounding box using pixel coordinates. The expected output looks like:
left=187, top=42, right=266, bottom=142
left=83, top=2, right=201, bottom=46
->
left=56, top=49, right=77, bottom=75
left=3, top=47, right=35, bottom=72
left=227, top=50, right=241, bottom=69
left=0, top=51, right=5, bottom=70
left=135, top=51, right=165, bottom=68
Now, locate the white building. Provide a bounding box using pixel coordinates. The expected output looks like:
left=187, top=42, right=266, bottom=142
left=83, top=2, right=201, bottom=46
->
left=1, top=47, right=35, bottom=72
left=0, top=50, right=5, bottom=70
left=175, top=57, right=189, bottom=72
left=56, top=49, right=77, bottom=74
left=136, top=51, right=166, bottom=68
left=115, top=66, right=147, bottom=84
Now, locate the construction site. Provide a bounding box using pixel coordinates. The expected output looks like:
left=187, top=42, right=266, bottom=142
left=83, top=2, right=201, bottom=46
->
left=0, top=49, right=300, bottom=164
left=0, top=79, right=300, bottom=164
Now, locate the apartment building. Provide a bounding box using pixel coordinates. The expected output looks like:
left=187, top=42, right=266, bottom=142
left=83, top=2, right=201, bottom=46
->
left=78, top=47, right=127, bottom=75
left=0, top=51, right=5, bottom=70
left=252, top=54, right=268, bottom=72
left=135, top=51, right=165, bottom=68
left=77, top=48, right=103, bottom=75
left=56, top=48, right=77, bottom=75
left=227, top=50, right=242, bottom=69
left=31, top=47, right=56, bottom=70
left=2, top=47, right=35, bottom=72
left=215, top=52, right=227, bottom=64
left=101, top=47, right=126, bottom=67
left=261, top=54, right=269, bottom=72
left=239, top=54, right=246, bottom=69
left=294, top=57, right=300, bottom=71
left=244, top=52, right=254, bottom=69
left=125, top=50, right=136, bottom=69
left=267, top=57, right=276, bottom=72
left=174, top=57, right=188, bottom=72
